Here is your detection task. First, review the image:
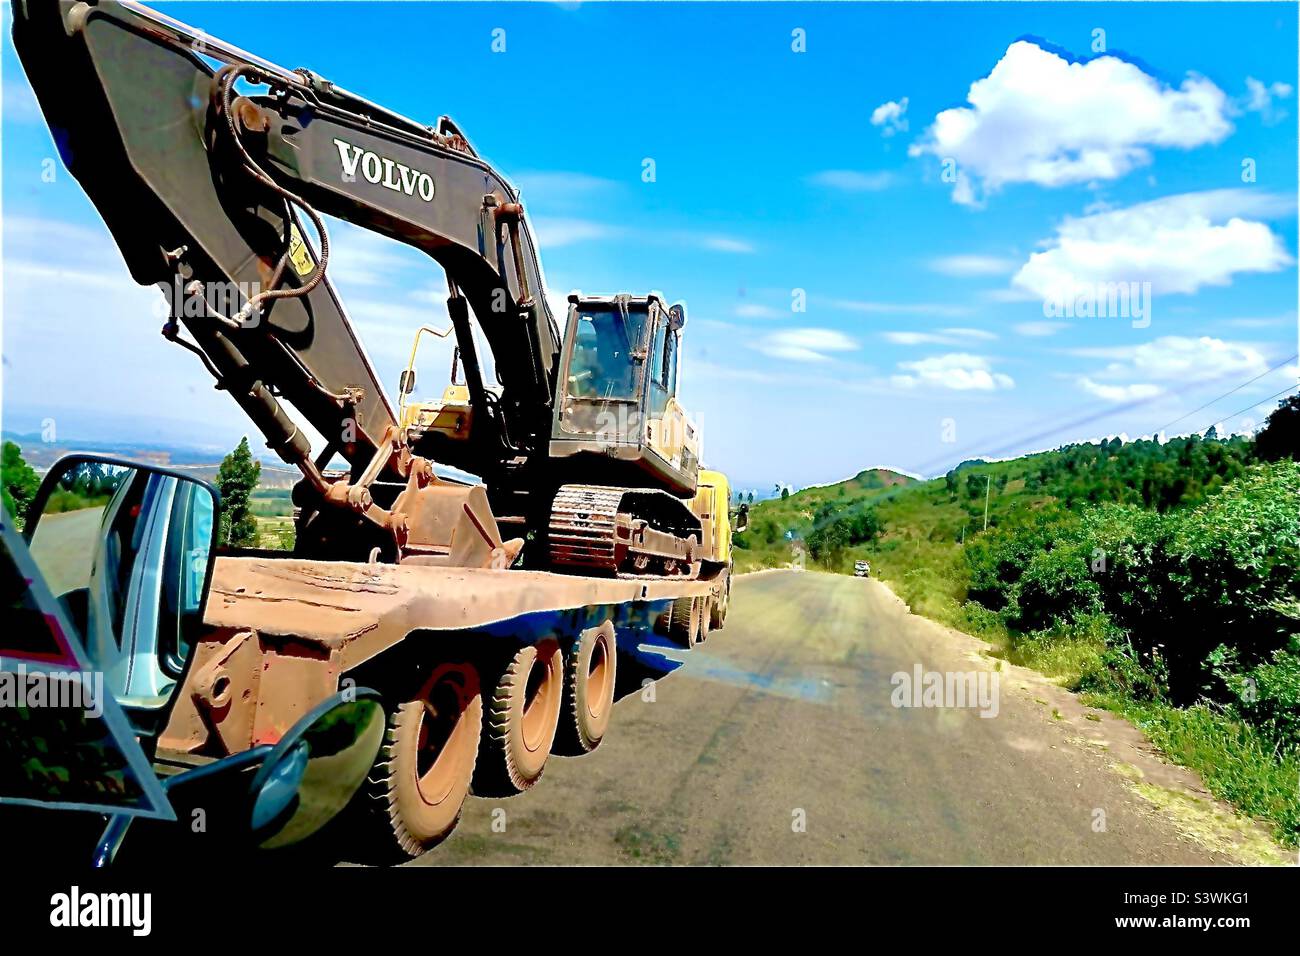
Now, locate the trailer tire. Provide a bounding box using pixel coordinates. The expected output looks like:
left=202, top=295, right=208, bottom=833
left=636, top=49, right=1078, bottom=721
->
left=669, top=595, right=703, bottom=648
left=554, top=621, right=618, bottom=755
left=357, top=662, right=482, bottom=860
left=710, top=572, right=731, bottom=630
left=474, top=638, right=564, bottom=795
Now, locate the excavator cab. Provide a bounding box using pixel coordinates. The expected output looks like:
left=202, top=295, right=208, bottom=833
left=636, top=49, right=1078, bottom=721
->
left=551, top=293, right=700, bottom=497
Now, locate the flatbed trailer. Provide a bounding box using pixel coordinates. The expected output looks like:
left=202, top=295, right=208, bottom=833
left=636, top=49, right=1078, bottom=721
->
left=155, top=555, right=728, bottom=858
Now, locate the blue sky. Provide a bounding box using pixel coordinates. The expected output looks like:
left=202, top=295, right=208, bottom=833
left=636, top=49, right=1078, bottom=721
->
left=3, top=1, right=1297, bottom=493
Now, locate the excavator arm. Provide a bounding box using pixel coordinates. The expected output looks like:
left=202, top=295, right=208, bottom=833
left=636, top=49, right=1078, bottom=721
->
left=12, top=0, right=561, bottom=559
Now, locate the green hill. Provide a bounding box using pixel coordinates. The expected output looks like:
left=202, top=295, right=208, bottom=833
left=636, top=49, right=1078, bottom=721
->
left=733, top=467, right=917, bottom=559
left=736, top=433, right=1256, bottom=576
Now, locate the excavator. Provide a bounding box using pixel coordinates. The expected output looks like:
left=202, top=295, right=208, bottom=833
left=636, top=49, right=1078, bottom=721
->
left=10, top=0, right=743, bottom=861
left=12, top=0, right=712, bottom=580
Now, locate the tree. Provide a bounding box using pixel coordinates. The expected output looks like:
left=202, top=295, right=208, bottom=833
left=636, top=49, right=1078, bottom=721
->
left=806, top=501, right=879, bottom=567
left=217, top=437, right=261, bottom=546
left=2, top=441, right=40, bottom=525
left=1253, top=394, right=1300, bottom=462
left=780, top=486, right=789, bottom=500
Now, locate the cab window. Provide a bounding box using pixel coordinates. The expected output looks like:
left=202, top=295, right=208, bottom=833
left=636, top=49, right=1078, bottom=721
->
left=567, top=307, right=646, bottom=400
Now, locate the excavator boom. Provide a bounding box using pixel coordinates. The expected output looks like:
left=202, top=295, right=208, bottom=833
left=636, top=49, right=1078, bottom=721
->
left=13, top=0, right=558, bottom=486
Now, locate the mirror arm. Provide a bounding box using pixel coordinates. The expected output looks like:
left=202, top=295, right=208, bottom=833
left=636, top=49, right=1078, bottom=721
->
left=92, top=745, right=275, bottom=867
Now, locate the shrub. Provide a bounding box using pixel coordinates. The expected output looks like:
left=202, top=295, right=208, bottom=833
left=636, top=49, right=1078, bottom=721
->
left=1210, top=640, right=1300, bottom=753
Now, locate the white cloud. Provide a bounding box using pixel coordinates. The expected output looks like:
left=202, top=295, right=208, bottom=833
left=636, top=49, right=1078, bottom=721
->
left=884, top=327, right=997, bottom=347
left=512, top=170, right=616, bottom=206
left=541, top=288, right=581, bottom=326
left=828, top=298, right=973, bottom=318
left=941, top=327, right=998, bottom=341
left=1011, top=189, right=1294, bottom=299
left=756, top=328, right=858, bottom=362
left=883, top=331, right=951, bottom=346
left=734, top=303, right=783, bottom=319
left=891, top=353, right=1014, bottom=391
left=982, top=287, right=1038, bottom=304
left=530, top=218, right=752, bottom=254
left=1013, top=321, right=1069, bottom=337
left=870, top=98, right=909, bottom=136
left=533, top=216, right=619, bottom=248
left=1072, top=335, right=1270, bottom=402
left=1078, top=378, right=1163, bottom=402
left=928, top=255, right=1018, bottom=277
left=323, top=218, right=430, bottom=287
left=1241, top=77, right=1293, bottom=125
left=808, top=170, right=894, bottom=192
left=909, top=40, right=1233, bottom=205
left=1121, top=336, right=1268, bottom=381
left=700, top=235, right=755, bottom=254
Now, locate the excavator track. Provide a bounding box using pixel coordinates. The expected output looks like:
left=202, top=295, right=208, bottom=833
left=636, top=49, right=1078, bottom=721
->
left=548, top=485, right=699, bottom=579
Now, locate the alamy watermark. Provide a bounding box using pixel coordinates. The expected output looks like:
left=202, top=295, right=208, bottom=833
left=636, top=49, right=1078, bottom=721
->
left=156, top=275, right=264, bottom=327
left=1042, top=281, right=1151, bottom=329
left=890, top=664, right=999, bottom=718
left=50, top=886, right=151, bottom=936
left=0, top=662, right=105, bottom=719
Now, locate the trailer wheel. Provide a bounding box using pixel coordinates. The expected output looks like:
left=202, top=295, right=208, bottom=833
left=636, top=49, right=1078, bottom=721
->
left=669, top=595, right=703, bottom=648
left=359, top=662, right=482, bottom=860
left=710, top=572, right=731, bottom=630
left=554, top=621, right=618, bottom=755
left=475, top=638, right=564, bottom=795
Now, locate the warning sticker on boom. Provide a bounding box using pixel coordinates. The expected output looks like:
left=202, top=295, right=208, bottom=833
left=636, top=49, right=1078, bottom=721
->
left=288, top=224, right=315, bottom=277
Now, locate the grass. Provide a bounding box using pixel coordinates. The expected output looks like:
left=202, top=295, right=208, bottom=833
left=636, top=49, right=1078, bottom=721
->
left=1007, top=635, right=1108, bottom=685
left=250, top=485, right=295, bottom=549
left=254, top=514, right=295, bottom=550
left=250, top=488, right=294, bottom=518
left=1086, top=694, right=1300, bottom=849
left=613, top=825, right=680, bottom=865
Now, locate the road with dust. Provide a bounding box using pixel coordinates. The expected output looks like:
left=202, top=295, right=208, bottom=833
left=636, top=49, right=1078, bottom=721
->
left=27, top=506, right=103, bottom=597
left=418, top=570, right=1281, bottom=866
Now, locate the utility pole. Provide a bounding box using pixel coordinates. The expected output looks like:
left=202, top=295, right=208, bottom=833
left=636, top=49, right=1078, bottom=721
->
left=983, top=474, right=991, bottom=531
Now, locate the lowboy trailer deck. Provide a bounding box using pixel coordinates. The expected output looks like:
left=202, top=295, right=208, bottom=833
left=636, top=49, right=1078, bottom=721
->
left=155, top=555, right=725, bottom=858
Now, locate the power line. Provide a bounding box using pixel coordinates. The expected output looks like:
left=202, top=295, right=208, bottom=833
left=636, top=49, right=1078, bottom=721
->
left=1198, top=383, right=1299, bottom=435
left=1155, top=353, right=1298, bottom=435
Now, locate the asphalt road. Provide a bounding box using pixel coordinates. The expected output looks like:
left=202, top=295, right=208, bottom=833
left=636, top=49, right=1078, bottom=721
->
left=27, top=506, right=103, bottom=598
left=419, top=570, right=1285, bottom=866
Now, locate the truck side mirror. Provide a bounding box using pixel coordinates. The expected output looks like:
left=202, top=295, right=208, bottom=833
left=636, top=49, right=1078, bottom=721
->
left=23, top=454, right=220, bottom=734
left=93, top=687, right=386, bottom=865
left=399, top=369, right=417, bottom=396
left=668, top=303, right=686, bottom=331
left=249, top=688, right=386, bottom=849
